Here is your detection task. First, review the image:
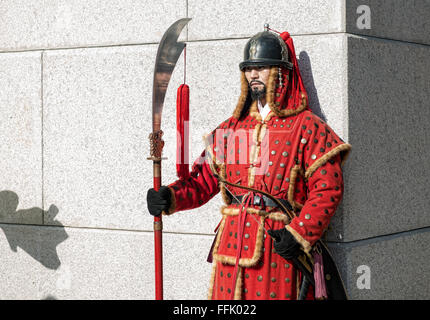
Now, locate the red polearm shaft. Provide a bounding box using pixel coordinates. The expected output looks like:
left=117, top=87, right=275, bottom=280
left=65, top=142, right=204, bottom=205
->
left=153, top=161, right=163, bottom=300
left=148, top=129, right=165, bottom=300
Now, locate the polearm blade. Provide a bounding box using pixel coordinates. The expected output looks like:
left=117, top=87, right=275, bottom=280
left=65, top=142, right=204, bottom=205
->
left=148, top=18, right=191, bottom=301
left=152, top=18, right=191, bottom=132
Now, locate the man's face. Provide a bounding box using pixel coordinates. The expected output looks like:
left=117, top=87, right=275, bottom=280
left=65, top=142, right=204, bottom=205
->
left=244, top=66, right=271, bottom=101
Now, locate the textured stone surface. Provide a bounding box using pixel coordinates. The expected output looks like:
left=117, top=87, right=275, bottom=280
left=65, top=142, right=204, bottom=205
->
left=0, top=224, right=47, bottom=299
left=163, top=233, right=214, bottom=300
left=327, top=35, right=430, bottom=242
left=0, top=0, right=186, bottom=51
left=188, top=0, right=345, bottom=41
left=328, top=228, right=430, bottom=299
left=0, top=51, right=43, bottom=225
left=0, top=223, right=212, bottom=299
left=346, top=0, right=430, bottom=45
left=43, top=45, right=158, bottom=231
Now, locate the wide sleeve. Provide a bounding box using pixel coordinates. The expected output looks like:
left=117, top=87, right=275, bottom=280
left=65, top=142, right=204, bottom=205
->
left=164, top=126, right=224, bottom=214
left=286, top=153, right=344, bottom=253
left=286, top=112, right=351, bottom=253
left=165, top=150, right=220, bottom=214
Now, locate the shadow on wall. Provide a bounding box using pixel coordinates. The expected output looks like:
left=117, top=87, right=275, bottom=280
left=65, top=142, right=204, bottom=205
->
left=0, top=190, right=68, bottom=270
left=298, top=51, right=326, bottom=122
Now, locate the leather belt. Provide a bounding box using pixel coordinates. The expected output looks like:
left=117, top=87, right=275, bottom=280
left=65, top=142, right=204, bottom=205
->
left=231, top=194, right=293, bottom=212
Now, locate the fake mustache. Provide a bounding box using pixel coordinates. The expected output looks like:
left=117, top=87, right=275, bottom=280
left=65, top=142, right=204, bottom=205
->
left=249, top=80, right=265, bottom=87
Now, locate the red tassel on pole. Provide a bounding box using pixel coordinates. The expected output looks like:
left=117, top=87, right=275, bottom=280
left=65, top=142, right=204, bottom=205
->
left=176, top=44, right=190, bottom=180
left=176, top=83, right=190, bottom=179
left=313, top=250, right=328, bottom=300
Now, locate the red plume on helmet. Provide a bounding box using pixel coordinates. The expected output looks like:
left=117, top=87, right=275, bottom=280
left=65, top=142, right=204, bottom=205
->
left=270, top=31, right=309, bottom=117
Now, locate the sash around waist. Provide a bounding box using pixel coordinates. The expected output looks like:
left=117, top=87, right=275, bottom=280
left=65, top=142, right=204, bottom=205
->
left=231, top=194, right=293, bottom=212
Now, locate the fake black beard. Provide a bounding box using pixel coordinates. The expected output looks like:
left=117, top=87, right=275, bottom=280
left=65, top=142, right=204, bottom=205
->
left=249, top=85, right=266, bottom=101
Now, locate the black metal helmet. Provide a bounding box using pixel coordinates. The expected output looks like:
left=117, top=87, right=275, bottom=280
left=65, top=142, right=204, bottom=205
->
left=239, top=31, right=293, bottom=71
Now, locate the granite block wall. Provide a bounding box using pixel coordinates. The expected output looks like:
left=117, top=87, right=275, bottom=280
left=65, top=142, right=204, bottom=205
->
left=0, top=0, right=428, bottom=299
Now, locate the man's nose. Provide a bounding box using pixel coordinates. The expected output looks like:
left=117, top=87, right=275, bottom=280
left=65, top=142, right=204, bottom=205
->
left=250, top=69, right=259, bottom=78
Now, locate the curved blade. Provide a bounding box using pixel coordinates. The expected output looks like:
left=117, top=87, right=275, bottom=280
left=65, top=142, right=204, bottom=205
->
left=152, top=18, right=191, bottom=132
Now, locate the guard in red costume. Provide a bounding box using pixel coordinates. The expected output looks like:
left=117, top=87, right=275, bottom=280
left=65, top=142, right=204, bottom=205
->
left=147, top=26, right=351, bottom=300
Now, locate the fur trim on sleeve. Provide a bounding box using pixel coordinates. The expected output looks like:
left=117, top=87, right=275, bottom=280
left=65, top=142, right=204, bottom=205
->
left=286, top=224, right=312, bottom=255
left=162, top=186, right=177, bottom=215
left=305, top=143, right=351, bottom=180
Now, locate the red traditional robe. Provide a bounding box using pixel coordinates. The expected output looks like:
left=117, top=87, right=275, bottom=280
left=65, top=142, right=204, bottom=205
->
left=166, top=106, right=350, bottom=299
left=165, top=33, right=351, bottom=299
